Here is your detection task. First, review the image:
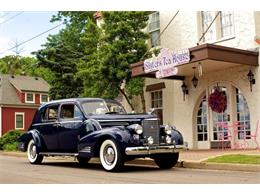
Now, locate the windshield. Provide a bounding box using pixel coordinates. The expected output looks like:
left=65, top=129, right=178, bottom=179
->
left=81, top=100, right=126, bottom=115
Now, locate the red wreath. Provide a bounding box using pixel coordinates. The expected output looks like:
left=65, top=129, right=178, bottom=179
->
left=208, top=87, right=227, bottom=113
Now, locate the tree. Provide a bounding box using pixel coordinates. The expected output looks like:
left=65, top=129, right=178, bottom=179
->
left=0, top=55, right=54, bottom=84
left=78, top=11, right=150, bottom=111
left=33, top=12, right=95, bottom=99
left=34, top=11, right=151, bottom=112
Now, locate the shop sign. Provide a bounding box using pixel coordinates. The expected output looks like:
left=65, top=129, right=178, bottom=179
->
left=144, top=48, right=190, bottom=78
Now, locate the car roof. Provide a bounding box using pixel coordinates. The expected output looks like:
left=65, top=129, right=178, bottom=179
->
left=39, top=98, right=105, bottom=109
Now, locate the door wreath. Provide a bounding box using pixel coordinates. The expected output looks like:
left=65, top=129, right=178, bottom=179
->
left=208, top=86, right=227, bottom=113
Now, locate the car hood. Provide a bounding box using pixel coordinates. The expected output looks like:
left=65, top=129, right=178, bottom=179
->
left=88, top=113, right=157, bottom=122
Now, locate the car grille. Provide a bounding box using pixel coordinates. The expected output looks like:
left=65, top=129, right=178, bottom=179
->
left=142, top=119, right=160, bottom=145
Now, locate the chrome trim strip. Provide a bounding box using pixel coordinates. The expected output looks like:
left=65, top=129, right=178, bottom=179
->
left=39, top=152, right=78, bottom=156
left=97, top=119, right=141, bottom=122
left=125, top=145, right=186, bottom=155
left=32, top=120, right=82, bottom=126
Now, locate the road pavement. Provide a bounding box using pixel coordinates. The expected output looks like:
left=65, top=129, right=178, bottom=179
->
left=0, top=155, right=259, bottom=184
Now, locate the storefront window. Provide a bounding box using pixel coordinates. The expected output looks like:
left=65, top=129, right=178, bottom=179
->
left=236, top=88, right=251, bottom=139
left=196, top=96, right=208, bottom=141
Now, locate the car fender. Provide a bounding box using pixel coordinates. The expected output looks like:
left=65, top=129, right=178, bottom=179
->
left=18, top=129, right=44, bottom=152
left=171, top=128, right=184, bottom=145
left=78, top=127, right=132, bottom=157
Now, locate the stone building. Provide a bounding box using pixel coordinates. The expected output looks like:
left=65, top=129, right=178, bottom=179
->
left=130, top=11, right=260, bottom=149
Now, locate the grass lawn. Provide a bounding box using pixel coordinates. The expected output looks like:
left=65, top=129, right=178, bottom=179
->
left=205, top=154, right=260, bottom=165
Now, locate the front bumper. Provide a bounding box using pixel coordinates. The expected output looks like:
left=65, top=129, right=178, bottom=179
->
left=125, top=144, right=186, bottom=156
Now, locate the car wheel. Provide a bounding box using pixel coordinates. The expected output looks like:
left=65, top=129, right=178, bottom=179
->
left=77, top=156, right=90, bottom=165
left=99, top=139, right=124, bottom=172
left=153, top=153, right=179, bottom=169
left=27, top=139, right=43, bottom=164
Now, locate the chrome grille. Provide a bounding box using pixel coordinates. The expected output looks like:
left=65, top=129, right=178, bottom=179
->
left=142, top=119, right=160, bottom=145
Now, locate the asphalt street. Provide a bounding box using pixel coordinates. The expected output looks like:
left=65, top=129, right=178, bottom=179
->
left=0, top=155, right=259, bottom=184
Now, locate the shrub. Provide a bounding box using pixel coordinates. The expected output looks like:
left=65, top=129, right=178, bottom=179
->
left=0, top=130, right=24, bottom=150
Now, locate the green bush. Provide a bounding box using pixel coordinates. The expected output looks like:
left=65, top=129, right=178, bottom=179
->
left=0, top=130, right=24, bottom=150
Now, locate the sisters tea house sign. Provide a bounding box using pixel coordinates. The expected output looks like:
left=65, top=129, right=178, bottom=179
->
left=144, top=48, right=190, bottom=78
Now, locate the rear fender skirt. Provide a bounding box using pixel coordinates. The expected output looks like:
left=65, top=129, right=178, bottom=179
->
left=19, top=130, right=45, bottom=152
left=78, top=127, right=132, bottom=157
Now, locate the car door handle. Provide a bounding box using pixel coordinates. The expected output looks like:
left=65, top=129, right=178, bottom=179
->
left=53, top=123, right=61, bottom=127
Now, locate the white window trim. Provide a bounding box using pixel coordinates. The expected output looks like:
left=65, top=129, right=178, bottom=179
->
left=150, top=90, right=163, bottom=109
left=199, top=11, right=235, bottom=44
left=15, top=112, right=25, bottom=130
left=220, top=11, right=235, bottom=39
left=148, top=12, right=160, bottom=48
left=25, top=93, right=35, bottom=103
left=40, top=94, right=49, bottom=104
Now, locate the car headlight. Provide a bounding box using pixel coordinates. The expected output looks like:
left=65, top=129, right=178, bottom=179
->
left=134, top=124, right=143, bottom=134
left=164, top=124, right=172, bottom=135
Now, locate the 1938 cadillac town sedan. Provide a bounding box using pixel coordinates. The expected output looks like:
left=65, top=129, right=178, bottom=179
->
left=18, top=98, right=185, bottom=171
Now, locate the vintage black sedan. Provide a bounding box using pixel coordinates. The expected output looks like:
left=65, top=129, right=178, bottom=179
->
left=18, top=98, right=185, bottom=171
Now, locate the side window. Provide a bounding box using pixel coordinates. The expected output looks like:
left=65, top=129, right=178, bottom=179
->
left=60, top=104, right=82, bottom=120
left=42, top=105, right=59, bottom=122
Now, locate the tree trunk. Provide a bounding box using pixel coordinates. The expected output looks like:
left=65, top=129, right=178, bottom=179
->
left=140, top=91, right=146, bottom=113
left=118, top=87, right=134, bottom=111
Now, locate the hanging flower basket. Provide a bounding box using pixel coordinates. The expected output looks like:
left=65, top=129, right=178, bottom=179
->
left=208, top=86, right=227, bottom=113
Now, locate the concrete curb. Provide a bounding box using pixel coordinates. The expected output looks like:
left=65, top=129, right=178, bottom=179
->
left=1, top=151, right=260, bottom=172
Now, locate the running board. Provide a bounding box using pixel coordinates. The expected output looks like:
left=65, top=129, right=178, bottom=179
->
left=39, top=152, right=78, bottom=157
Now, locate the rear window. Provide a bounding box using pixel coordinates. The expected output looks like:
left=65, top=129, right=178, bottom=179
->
left=42, top=105, right=59, bottom=122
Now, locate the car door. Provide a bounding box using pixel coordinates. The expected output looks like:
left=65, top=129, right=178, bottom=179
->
left=38, top=104, right=60, bottom=151
left=58, top=103, right=84, bottom=152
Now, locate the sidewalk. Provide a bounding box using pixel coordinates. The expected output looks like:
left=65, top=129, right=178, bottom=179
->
left=1, top=149, right=260, bottom=172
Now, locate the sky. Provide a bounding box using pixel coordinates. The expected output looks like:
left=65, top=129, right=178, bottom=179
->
left=0, top=11, right=64, bottom=57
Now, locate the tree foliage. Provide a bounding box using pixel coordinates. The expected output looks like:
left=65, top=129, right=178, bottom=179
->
left=0, top=55, right=54, bottom=84
left=34, top=11, right=150, bottom=111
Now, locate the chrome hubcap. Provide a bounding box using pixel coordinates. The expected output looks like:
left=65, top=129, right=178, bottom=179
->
left=103, top=146, right=115, bottom=165
left=30, top=144, right=37, bottom=159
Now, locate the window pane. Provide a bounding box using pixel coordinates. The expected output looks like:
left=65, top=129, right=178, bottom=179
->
left=221, top=11, right=233, bottom=37
left=41, top=95, right=48, bottom=103
left=26, top=93, right=33, bottom=102
left=151, top=30, right=160, bottom=47
left=202, top=11, right=213, bottom=41
left=74, top=106, right=82, bottom=118
left=61, top=104, right=74, bottom=119
left=198, top=134, right=203, bottom=141
left=16, top=114, right=23, bottom=129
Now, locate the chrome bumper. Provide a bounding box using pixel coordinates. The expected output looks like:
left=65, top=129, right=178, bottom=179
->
left=125, top=144, right=185, bottom=156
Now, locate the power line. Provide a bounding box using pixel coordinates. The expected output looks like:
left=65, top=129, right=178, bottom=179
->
left=0, top=11, right=24, bottom=25
left=197, top=11, right=221, bottom=45
left=0, top=23, right=63, bottom=55
left=1, top=12, right=11, bottom=18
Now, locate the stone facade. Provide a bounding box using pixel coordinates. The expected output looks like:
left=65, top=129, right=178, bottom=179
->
left=128, top=11, right=260, bottom=149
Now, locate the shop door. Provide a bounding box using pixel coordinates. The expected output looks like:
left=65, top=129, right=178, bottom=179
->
left=209, top=84, right=231, bottom=149
left=196, top=95, right=210, bottom=149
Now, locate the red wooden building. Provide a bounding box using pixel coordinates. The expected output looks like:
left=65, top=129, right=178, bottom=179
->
left=0, top=74, right=50, bottom=136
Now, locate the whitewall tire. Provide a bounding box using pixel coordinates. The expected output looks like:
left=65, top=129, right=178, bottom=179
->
left=27, top=139, right=43, bottom=164
left=99, top=139, right=124, bottom=172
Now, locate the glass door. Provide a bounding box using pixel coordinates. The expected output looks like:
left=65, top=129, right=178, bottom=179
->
left=209, top=85, right=231, bottom=148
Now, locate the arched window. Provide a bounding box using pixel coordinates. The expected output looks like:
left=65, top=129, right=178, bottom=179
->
left=236, top=88, right=251, bottom=139
left=196, top=95, right=208, bottom=141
